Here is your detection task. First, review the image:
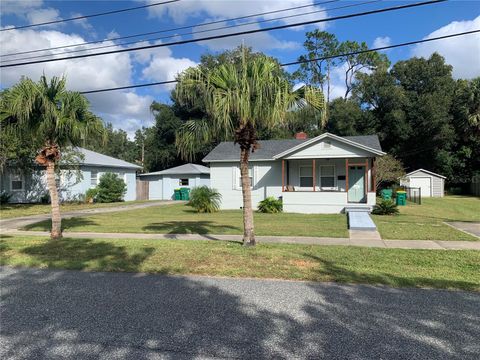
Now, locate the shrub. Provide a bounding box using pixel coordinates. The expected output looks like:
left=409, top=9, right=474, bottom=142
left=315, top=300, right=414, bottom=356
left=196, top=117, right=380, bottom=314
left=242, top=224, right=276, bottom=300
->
left=257, top=197, right=283, bottom=213
left=39, top=192, right=50, bottom=204
left=96, top=173, right=126, bottom=203
left=85, top=188, right=98, bottom=203
left=372, top=199, right=399, bottom=215
left=0, top=191, right=11, bottom=205
left=188, top=186, right=222, bottom=213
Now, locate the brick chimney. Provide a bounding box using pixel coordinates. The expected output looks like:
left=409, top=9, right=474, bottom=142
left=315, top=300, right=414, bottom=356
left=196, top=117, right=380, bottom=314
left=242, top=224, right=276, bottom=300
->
left=295, top=132, right=308, bottom=140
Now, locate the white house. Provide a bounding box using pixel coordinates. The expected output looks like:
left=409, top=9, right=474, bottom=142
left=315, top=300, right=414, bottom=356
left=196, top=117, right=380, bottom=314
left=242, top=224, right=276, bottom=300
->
left=1, top=148, right=141, bottom=203
left=203, top=132, right=385, bottom=214
left=138, top=163, right=210, bottom=200
left=400, top=168, right=445, bottom=197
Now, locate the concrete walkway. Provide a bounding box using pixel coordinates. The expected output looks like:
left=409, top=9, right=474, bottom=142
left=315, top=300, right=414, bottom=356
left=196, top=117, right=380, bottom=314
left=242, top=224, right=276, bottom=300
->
left=0, top=200, right=179, bottom=230
left=4, top=229, right=480, bottom=250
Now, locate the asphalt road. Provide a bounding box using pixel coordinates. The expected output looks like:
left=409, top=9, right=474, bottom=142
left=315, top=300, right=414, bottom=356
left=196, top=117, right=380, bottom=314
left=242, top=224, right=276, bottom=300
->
left=1, top=267, right=479, bottom=359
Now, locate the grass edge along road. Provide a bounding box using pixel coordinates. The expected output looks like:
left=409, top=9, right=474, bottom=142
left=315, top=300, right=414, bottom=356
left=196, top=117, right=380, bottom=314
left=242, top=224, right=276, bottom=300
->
left=1, top=235, right=479, bottom=291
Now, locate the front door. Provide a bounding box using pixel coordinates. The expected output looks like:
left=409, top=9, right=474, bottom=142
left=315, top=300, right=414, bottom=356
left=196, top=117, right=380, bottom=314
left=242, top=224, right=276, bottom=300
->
left=348, top=166, right=366, bottom=203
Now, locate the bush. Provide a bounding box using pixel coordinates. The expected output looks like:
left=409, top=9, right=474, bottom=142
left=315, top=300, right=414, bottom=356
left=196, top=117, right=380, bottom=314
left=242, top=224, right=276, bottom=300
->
left=96, top=173, right=126, bottom=203
left=188, top=186, right=221, bottom=213
left=0, top=191, right=11, bottom=205
left=372, top=199, right=399, bottom=215
left=85, top=188, right=98, bottom=203
left=257, top=197, right=283, bottom=213
left=39, top=192, right=50, bottom=204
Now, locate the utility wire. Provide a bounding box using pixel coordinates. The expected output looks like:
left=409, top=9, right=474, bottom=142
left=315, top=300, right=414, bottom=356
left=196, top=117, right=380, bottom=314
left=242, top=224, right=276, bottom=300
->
left=1, top=0, right=380, bottom=63
left=0, top=0, right=180, bottom=32
left=79, top=28, right=479, bottom=94
left=1, top=0, right=340, bottom=58
left=0, top=0, right=446, bottom=68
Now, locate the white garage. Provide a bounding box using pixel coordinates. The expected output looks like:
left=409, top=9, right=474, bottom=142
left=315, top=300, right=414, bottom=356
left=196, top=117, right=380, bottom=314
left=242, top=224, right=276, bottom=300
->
left=138, top=163, right=210, bottom=200
left=400, top=169, right=446, bottom=197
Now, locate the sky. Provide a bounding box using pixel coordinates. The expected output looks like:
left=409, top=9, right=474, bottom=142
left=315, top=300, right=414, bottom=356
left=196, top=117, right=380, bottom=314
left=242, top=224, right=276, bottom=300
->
left=1, top=0, right=479, bottom=137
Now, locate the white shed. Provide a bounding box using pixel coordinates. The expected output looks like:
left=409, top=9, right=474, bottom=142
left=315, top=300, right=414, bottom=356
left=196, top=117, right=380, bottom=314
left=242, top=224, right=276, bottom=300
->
left=400, top=169, right=445, bottom=197
left=138, top=163, right=210, bottom=200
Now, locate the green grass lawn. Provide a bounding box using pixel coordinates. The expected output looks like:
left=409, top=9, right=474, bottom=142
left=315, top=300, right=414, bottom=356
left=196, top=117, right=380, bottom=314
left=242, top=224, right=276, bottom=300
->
left=373, top=196, right=480, bottom=241
left=0, top=200, right=151, bottom=219
left=1, top=235, right=479, bottom=291
left=25, top=203, right=349, bottom=238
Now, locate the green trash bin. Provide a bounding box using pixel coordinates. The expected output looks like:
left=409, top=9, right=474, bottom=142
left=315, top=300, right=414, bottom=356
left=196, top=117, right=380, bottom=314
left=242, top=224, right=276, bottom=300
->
left=174, top=189, right=182, bottom=201
left=381, top=189, right=393, bottom=200
left=180, top=187, right=190, bottom=201
left=396, top=191, right=407, bottom=206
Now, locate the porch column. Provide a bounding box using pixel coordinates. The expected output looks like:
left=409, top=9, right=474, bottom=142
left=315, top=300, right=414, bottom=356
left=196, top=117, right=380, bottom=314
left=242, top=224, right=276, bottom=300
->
left=345, top=158, right=349, bottom=192
left=282, top=159, right=285, bottom=192
left=312, top=159, right=316, bottom=192
left=372, top=158, right=376, bottom=193
left=365, top=159, right=368, bottom=194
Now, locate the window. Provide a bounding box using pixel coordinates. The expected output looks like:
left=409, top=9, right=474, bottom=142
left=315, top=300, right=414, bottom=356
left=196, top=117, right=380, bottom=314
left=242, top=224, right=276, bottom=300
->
left=299, top=166, right=313, bottom=187
left=238, top=167, right=253, bottom=188
left=91, top=170, right=98, bottom=187
left=320, top=165, right=335, bottom=188
left=179, top=178, right=189, bottom=186
left=10, top=173, right=24, bottom=191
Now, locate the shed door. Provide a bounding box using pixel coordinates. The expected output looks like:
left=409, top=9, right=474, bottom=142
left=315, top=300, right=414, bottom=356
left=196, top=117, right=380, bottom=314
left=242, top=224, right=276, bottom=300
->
left=410, top=177, right=431, bottom=197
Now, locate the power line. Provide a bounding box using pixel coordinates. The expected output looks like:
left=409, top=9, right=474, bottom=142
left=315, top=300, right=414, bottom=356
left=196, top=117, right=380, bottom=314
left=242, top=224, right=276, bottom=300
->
left=0, top=0, right=446, bottom=68
left=0, top=0, right=180, bottom=32
left=1, top=0, right=340, bottom=58
left=2, top=0, right=380, bottom=63
left=79, top=28, right=479, bottom=94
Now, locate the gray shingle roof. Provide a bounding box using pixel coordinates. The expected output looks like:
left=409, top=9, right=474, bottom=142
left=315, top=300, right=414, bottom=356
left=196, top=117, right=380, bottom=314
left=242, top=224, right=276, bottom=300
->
left=140, top=163, right=210, bottom=176
left=203, top=134, right=383, bottom=162
left=77, top=148, right=142, bottom=169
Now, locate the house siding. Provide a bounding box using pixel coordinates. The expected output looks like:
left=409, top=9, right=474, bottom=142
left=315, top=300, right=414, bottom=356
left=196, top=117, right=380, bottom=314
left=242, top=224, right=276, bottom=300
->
left=1, top=166, right=137, bottom=203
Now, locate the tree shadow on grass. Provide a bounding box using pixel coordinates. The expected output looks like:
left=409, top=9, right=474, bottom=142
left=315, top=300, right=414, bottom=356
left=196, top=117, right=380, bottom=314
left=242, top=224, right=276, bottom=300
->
left=143, top=221, right=240, bottom=235
left=23, top=217, right=99, bottom=232
left=303, top=253, right=480, bottom=291
left=19, top=237, right=155, bottom=272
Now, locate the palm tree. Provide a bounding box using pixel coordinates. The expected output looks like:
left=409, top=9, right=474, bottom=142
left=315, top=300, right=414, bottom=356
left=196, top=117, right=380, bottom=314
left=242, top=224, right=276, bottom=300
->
left=175, top=51, right=325, bottom=246
left=0, top=76, right=104, bottom=239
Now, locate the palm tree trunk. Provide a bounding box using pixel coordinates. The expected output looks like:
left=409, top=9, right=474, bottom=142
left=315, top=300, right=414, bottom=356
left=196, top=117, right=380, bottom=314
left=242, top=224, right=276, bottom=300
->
left=46, top=160, right=62, bottom=239
left=240, top=148, right=255, bottom=246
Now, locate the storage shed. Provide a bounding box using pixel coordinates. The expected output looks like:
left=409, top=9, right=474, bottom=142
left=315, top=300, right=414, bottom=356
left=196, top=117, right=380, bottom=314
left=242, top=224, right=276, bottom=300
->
left=400, top=169, right=445, bottom=197
left=138, top=163, right=210, bottom=200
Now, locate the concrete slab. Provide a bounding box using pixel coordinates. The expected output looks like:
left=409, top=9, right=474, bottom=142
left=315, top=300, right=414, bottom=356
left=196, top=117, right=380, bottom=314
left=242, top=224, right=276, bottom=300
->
left=348, top=211, right=377, bottom=230
left=384, top=240, right=444, bottom=250
left=436, top=241, right=480, bottom=250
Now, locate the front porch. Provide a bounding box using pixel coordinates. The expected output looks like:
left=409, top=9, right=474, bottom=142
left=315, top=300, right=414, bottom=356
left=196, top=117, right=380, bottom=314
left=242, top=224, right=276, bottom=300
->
left=280, top=158, right=377, bottom=214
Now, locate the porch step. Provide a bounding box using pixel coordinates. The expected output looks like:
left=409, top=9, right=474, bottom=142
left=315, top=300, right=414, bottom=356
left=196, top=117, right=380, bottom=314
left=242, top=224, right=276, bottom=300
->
left=348, top=211, right=377, bottom=230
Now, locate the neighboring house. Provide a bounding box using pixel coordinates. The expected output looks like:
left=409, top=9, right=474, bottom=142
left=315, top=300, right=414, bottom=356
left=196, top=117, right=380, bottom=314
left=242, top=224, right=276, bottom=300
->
left=1, top=148, right=141, bottom=203
left=138, top=163, right=210, bottom=200
left=203, top=132, right=385, bottom=213
left=400, top=169, right=445, bottom=197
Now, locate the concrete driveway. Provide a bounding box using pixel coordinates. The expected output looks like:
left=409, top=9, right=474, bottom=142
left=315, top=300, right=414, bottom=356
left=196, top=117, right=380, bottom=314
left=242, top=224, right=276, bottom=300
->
left=0, top=201, right=178, bottom=231
left=1, top=267, right=479, bottom=359
left=446, top=222, right=480, bottom=238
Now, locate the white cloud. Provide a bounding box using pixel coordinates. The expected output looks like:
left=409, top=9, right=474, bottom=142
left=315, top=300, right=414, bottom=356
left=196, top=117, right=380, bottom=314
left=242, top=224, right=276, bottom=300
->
left=0, top=28, right=194, bottom=136
left=145, top=0, right=324, bottom=50
left=26, top=8, right=61, bottom=25
left=142, top=55, right=198, bottom=89
left=191, top=20, right=299, bottom=52
left=0, top=0, right=43, bottom=15
left=373, top=36, right=391, bottom=49
left=70, top=13, right=94, bottom=32
left=412, top=16, right=480, bottom=79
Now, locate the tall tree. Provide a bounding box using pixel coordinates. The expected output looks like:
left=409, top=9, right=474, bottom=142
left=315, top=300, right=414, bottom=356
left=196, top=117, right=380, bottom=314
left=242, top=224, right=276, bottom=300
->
left=294, top=30, right=340, bottom=103
left=0, top=76, right=104, bottom=239
left=175, top=50, right=324, bottom=246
